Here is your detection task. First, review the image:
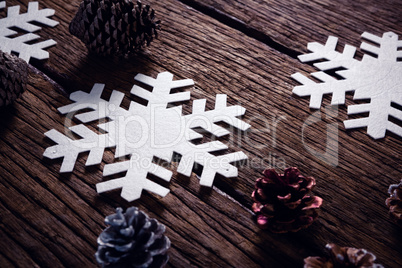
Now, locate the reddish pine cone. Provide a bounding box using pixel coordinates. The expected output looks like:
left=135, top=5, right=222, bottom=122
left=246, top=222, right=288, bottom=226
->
left=304, top=243, right=384, bottom=268
left=69, top=0, right=160, bottom=56
left=385, top=180, right=402, bottom=226
left=251, top=167, right=322, bottom=233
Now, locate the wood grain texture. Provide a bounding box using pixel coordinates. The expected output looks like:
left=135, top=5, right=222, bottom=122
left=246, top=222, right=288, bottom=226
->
left=179, top=0, right=402, bottom=55
left=0, top=0, right=401, bottom=267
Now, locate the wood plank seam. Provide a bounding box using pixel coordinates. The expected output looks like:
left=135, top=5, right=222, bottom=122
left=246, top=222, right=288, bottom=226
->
left=177, top=0, right=299, bottom=58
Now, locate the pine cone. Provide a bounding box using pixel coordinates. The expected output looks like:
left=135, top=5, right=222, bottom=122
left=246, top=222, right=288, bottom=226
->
left=0, top=50, right=28, bottom=107
left=304, top=243, right=384, bottom=268
left=251, top=167, right=323, bottom=233
left=386, top=179, right=402, bottom=226
left=69, top=0, right=161, bottom=56
left=95, top=207, right=170, bottom=268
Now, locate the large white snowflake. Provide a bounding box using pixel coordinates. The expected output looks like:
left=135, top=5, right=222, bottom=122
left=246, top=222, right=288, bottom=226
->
left=44, top=72, right=250, bottom=202
left=292, top=32, right=402, bottom=139
left=0, top=1, right=58, bottom=62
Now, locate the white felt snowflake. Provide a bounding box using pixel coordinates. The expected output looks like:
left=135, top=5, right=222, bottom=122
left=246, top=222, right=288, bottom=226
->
left=44, top=72, right=250, bottom=202
left=0, top=1, right=58, bottom=62
left=292, top=32, right=402, bottom=139
left=0, top=1, right=5, bottom=9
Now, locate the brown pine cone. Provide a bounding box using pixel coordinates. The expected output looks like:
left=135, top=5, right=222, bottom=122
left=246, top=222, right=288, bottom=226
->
left=0, top=50, right=28, bottom=107
left=386, top=179, right=402, bottom=226
left=69, top=0, right=161, bottom=56
left=251, top=167, right=322, bottom=233
left=304, top=243, right=384, bottom=268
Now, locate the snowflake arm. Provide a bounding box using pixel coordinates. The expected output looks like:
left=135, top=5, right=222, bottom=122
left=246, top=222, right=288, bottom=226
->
left=45, top=84, right=127, bottom=172
left=292, top=35, right=361, bottom=108
left=58, top=83, right=126, bottom=123
left=44, top=125, right=115, bottom=172
left=0, top=1, right=5, bottom=9
left=179, top=94, right=250, bottom=186
left=131, top=72, right=194, bottom=107
left=176, top=140, right=248, bottom=187
left=96, top=174, right=170, bottom=202
left=344, top=97, right=402, bottom=139
left=0, top=2, right=58, bottom=62
left=97, top=155, right=172, bottom=202
left=291, top=72, right=353, bottom=108
left=0, top=34, right=56, bottom=62
left=298, top=36, right=358, bottom=70
left=185, top=94, right=250, bottom=138
left=360, top=32, right=402, bottom=61
left=1, top=3, right=58, bottom=33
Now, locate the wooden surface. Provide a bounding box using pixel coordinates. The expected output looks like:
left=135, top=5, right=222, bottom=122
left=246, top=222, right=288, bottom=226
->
left=1, top=0, right=401, bottom=267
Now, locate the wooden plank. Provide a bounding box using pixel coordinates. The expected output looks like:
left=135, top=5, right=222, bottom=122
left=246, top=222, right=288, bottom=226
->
left=179, top=0, right=402, bottom=54
left=0, top=0, right=401, bottom=267
left=0, top=217, right=41, bottom=268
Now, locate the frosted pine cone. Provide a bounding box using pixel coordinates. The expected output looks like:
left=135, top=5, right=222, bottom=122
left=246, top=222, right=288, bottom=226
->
left=386, top=180, right=402, bottom=226
left=251, top=167, right=323, bottom=233
left=304, top=243, right=384, bottom=268
left=69, top=0, right=161, bottom=56
left=0, top=50, right=28, bottom=107
left=95, top=207, right=170, bottom=268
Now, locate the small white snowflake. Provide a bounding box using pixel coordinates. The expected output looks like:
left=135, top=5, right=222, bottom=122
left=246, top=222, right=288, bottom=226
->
left=292, top=32, right=402, bottom=139
left=44, top=72, right=250, bottom=202
left=0, top=1, right=58, bottom=62
left=0, top=1, right=5, bottom=9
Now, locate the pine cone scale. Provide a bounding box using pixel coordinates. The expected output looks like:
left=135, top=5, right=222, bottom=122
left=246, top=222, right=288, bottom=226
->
left=149, top=236, right=170, bottom=256
left=260, top=203, right=275, bottom=215
left=283, top=198, right=302, bottom=210
left=302, top=196, right=323, bottom=210
left=256, top=215, right=269, bottom=229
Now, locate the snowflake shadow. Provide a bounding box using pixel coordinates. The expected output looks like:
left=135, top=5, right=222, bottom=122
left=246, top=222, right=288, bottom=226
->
left=0, top=105, right=18, bottom=134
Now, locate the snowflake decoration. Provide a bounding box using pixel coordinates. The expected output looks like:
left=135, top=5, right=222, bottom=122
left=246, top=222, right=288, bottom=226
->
left=292, top=32, right=402, bottom=139
left=0, top=1, right=58, bottom=62
left=0, top=1, right=5, bottom=9
left=44, top=72, right=250, bottom=202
